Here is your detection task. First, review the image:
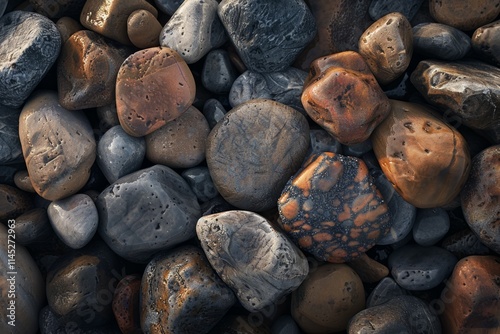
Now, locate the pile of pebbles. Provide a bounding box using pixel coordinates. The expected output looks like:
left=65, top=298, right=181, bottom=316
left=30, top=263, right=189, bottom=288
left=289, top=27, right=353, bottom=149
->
left=0, top=0, right=499, bottom=333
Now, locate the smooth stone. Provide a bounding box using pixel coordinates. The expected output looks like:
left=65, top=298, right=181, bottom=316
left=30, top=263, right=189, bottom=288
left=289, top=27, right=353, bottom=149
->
left=0, top=184, right=33, bottom=221
left=196, top=210, right=309, bottom=312
left=80, top=0, right=158, bottom=45
left=411, top=59, right=500, bottom=143
left=388, top=244, right=457, bottom=290
left=97, top=165, right=201, bottom=263
left=96, top=104, right=120, bottom=133
left=97, top=125, right=146, bottom=184
left=112, top=274, right=142, bottom=334
left=141, top=245, right=236, bottom=333
left=278, top=152, right=391, bottom=263
left=371, top=99, right=471, bottom=208
left=14, top=170, right=35, bottom=193
left=442, top=228, right=491, bottom=259
left=15, top=208, right=52, bottom=245
left=271, top=315, right=301, bottom=334
left=302, top=51, right=391, bottom=145
left=0, top=105, right=22, bottom=164
left=29, top=0, right=86, bottom=18
left=154, top=0, right=184, bottom=15
left=200, top=195, right=236, bottom=216
left=413, top=22, right=471, bottom=60
left=218, top=0, right=316, bottom=73
left=308, top=129, right=343, bottom=156
left=369, top=0, right=424, bottom=21
left=206, top=99, right=310, bottom=211
left=56, top=17, right=83, bottom=44
left=160, top=0, right=226, bottom=64
left=19, top=91, right=96, bottom=201
left=202, top=49, right=238, bottom=94
left=127, top=9, right=162, bottom=49
left=229, top=67, right=307, bottom=113
left=57, top=30, right=128, bottom=110
left=440, top=255, right=500, bottom=333
left=472, top=20, right=500, bottom=67
left=202, top=98, right=227, bottom=129
left=208, top=314, right=271, bottom=334
left=461, top=145, right=500, bottom=254
left=366, top=277, right=407, bottom=308
left=0, top=11, right=61, bottom=108
left=145, top=106, right=209, bottom=169
left=359, top=12, right=413, bottom=85
left=291, top=264, right=365, bottom=333
left=429, top=0, right=500, bottom=31
left=116, top=47, right=195, bottom=137
left=347, top=252, right=389, bottom=283
left=342, top=139, right=373, bottom=157
left=181, top=166, right=219, bottom=203
left=413, top=208, right=450, bottom=246
left=348, top=295, right=441, bottom=334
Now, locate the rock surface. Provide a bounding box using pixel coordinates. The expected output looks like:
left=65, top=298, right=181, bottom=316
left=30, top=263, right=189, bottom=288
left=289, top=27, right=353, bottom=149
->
left=413, top=22, right=471, bottom=60
left=0, top=105, right=22, bottom=164
left=472, top=20, right=500, bottom=67
left=429, top=0, right=500, bottom=31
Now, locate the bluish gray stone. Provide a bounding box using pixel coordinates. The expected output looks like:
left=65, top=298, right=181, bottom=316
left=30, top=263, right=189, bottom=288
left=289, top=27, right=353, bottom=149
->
left=0, top=1, right=6, bottom=17
left=154, top=0, right=185, bottom=15
left=39, top=306, right=121, bottom=334
left=307, top=129, right=343, bottom=156
left=202, top=99, right=227, bottom=129
left=181, top=166, right=219, bottom=203
left=366, top=277, right=407, bottom=308
left=413, top=208, right=450, bottom=246
left=413, top=22, right=471, bottom=60
left=0, top=11, right=61, bottom=108
left=0, top=105, right=22, bottom=164
left=271, top=314, right=301, bottom=334
left=218, top=0, right=316, bottom=73
left=369, top=0, right=424, bottom=21
left=202, top=49, right=238, bottom=94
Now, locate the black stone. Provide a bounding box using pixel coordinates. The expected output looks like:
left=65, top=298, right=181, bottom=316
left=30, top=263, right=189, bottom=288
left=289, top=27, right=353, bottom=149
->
left=202, top=49, right=238, bottom=94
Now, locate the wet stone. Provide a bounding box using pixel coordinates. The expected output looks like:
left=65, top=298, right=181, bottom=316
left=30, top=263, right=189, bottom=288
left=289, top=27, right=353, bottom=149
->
left=0, top=105, right=22, bottom=164
left=56, top=17, right=83, bottom=44
left=181, top=166, right=219, bottom=203
left=429, top=0, right=500, bottom=31
left=342, top=139, right=373, bottom=158
left=413, top=22, right=471, bottom=60
left=154, top=0, right=184, bottom=15
left=30, top=0, right=86, bottom=19
left=13, top=170, right=35, bottom=192
left=97, top=165, right=201, bottom=263
left=0, top=184, right=33, bottom=221
left=127, top=9, right=162, bottom=49
left=141, top=245, right=236, bottom=333
left=442, top=229, right=491, bottom=259
left=308, top=129, right=343, bottom=156
left=97, top=125, right=146, bottom=184
left=19, top=91, right=96, bottom=201
left=202, top=98, right=227, bottom=129
left=366, top=277, right=407, bottom=308
left=368, top=0, right=424, bottom=21
left=116, top=47, right=196, bottom=137
left=472, top=20, right=500, bottom=67
left=96, top=104, right=120, bottom=133
left=347, top=252, right=389, bottom=283
left=14, top=208, right=52, bottom=245
left=112, top=274, right=142, bottom=334
left=388, top=244, right=457, bottom=290
left=196, top=210, right=309, bottom=312
left=160, top=0, right=227, bottom=64
left=278, top=152, right=391, bottom=263
left=271, top=315, right=301, bottom=334
left=218, top=0, right=316, bottom=73
left=413, top=208, right=450, bottom=246
left=202, top=49, right=238, bottom=94
left=0, top=11, right=61, bottom=108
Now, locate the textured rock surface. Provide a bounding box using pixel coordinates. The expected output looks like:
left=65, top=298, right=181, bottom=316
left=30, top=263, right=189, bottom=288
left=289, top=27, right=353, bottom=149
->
left=413, top=22, right=471, bottom=60
left=308, top=129, right=343, bottom=156
left=368, top=0, right=424, bottom=21
left=112, top=274, right=142, bottom=334
left=0, top=105, right=22, bottom=164
left=14, top=208, right=52, bottom=245
left=366, top=277, right=407, bottom=308
left=14, top=170, right=35, bottom=193
left=429, top=0, right=500, bottom=31
left=202, top=49, right=238, bottom=95
left=472, top=20, right=500, bottom=67
left=442, top=229, right=491, bottom=259
left=154, top=0, right=184, bottom=15
left=127, top=9, right=162, bottom=49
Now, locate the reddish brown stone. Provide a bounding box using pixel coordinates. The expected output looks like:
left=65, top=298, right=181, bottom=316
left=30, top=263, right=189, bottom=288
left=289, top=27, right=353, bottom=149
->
left=429, top=0, right=500, bottom=31
left=127, top=9, right=162, bottom=49
left=0, top=184, right=33, bottom=221
left=112, top=274, right=142, bottom=334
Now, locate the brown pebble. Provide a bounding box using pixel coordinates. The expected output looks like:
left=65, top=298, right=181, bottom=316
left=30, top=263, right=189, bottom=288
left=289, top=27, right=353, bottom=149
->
left=347, top=252, right=389, bottom=283
left=472, top=20, right=500, bottom=67
left=0, top=184, right=33, bottom=221
left=55, top=17, right=83, bottom=44
left=112, top=274, right=142, bottom=334
left=429, top=0, right=500, bottom=31
left=127, top=9, right=162, bottom=49
left=14, top=170, right=35, bottom=193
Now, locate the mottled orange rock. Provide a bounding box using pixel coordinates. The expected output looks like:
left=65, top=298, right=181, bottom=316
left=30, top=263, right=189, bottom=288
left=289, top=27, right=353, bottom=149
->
left=429, top=0, right=500, bottom=31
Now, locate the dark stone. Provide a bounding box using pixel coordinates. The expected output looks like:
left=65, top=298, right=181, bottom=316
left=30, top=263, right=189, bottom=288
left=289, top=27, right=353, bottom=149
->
left=208, top=314, right=271, bottom=334
left=0, top=184, right=33, bottom=221
left=342, top=139, right=373, bottom=158
left=154, top=0, right=185, bottom=15
left=441, top=229, right=491, bottom=259
left=112, top=274, right=142, bottom=334
left=15, top=208, right=52, bottom=245
left=181, top=166, right=219, bottom=203
left=472, top=20, right=500, bottom=67
left=202, top=49, right=238, bottom=94
left=413, top=22, right=471, bottom=60
left=368, top=0, right=424, bottom=21
left=271, top=315, right=301, bottom=334
left=307, top=129, right=343, bottom=156
left=202, top=98, right=227, bottom=129
left=29, top=0, right=87, bottom=19
left=413, top=208, right=450, bottom=246
left=0, top=105, right=22, bottom=164
left=366, top=277, right=407, bottom=308
left=429, top=0, right=500, bottom=31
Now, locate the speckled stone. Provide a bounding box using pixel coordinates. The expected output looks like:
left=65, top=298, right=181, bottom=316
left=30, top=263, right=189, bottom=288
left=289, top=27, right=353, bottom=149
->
left=359, top=12, right=413, bottom=85
left=0, top=105, right=22, bottom=164
left=291, top=264, right=365, bottom=333
left=14, top=208, right=52, bottom=245
left=116, top=47, right=196, bottom=137
left=442, top=229, right=491, bottom=259
left=388, top=244, right=457, bottom=290
left=413, top=208, right=450, bottom=246
left=308, top=129, right=343, bottom=156
left=56, top=17, right=83, bottom=44
left=154, top=0, right=184, bottom=15
left=145, top=106, right=209, bottom=169
left=202, top=49, right=238, bottom=94
left=206, top=99, right=310, bottom=211
left=461, top=145, right=500, bottom=254
left=0, top=11, right=61, bottom=108
left=127, top=9, right=162, bottom=49
left=202, top=98, right=227, bottom=129
left=160, top=0, right=227, bottom=64
left=141, top=245, right=236, bottom=333
left=0, top=184, right=33, bottom=221
left=302, top=51, right=391, bottom=145
left=413, top=22, right=472, bottom=60
left=368, top=0, right=424, bottom=21
left=366, top=277, right=407, bottom=308
left=14, top=170, right=35, bottom=193
left=218, top=0, right=316, bottom=73
left=472, top=20, right=500, bottom=67
left=97, top=125, right=146, bottom=184
left=97, top=165, right=201, bottom=263
left=29, top=0, right=86, bottom=18
left=196, top=210, right=309, bottom=312
left=278, top=152, right=391, bottom=263
left=429, top=0, right=500, bottom=31
left=181, top=166, right=219, bottom=203
left=112, top=275, right=142, bottom=334
left=19, top=91, right=96, bottom=201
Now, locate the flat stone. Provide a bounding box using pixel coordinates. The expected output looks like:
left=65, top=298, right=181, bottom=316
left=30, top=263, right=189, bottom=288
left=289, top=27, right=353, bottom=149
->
left=112, top=275, right=142, bottom=334
left=0, top=105, right=22, bottom=164
left=413, top=208, right=450, bottom=246
left=0, top=11, right=61, bottom=108
left=56, top=17, right=83, bottom=44
left=0, top=184, right=33, bottom=221
left=127, top=9, right=162, bottom=49
left=369, top=0, right=424, bottom=21
left=181, top=166, right=219, bottom=203
left=308, top=129, right=343, bottom=156
left=278, top=152, right=391, bottom=263
left=442, top=228, right=491, bottom=259
left=202, top=49, right=238, bottom=94
left=19, top=91, right=96, bottom=201
left=302, top=51, right=391, bottom=145
left=371, top=99, right=471, bottom=208
left=154, top=0, right=184, bottom=15
left=218, top=0, right=316, bottom=73
left=141, top=245, right=236, bottom=333
left=429, top=0, right=500, bottom=31
left=15, top=207, right=52, bottom=245
left=461, top=145, right=500, bottom=254
left=202, top=98, right=227, bottom=129
left=206, top=99, right=310, bottom=211
left=116, top=47, right=195, bottom=137
left=97, top=165, right=201, bottom=263
left=196, top=210, right=309, bottom=312
left=347, top=252, right=389, bottom=283
left=366, top=277, right=407, bottom=308
left=291, top=264, right=365, bottom=333
left=413, top=22, right=471, bottom=60
left=160, top=0, right=226, bottom=64
left=14, top=170, right=35, bottom=193
left=472, top=20, right=500, bottom=67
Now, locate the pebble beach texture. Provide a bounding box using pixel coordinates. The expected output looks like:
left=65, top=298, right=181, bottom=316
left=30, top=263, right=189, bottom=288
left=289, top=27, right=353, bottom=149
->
left=0, top=1, right=499, bottom=333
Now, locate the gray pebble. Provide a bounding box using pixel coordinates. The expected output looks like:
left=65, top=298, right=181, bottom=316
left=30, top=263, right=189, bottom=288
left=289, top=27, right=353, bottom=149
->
left=413, top=22, right=471, bottom=60
left=154, top=0, right=185, bottom=15
left=413, top=208, right=450, bottom=246
left=202, top=98, right=227, bottom=129
left=181, top=166, right=219, bottom=203
left=308, top=129, right=343, bottom=156
left=202, top=49, right=238, bottom=94
left=0, top=105, right=22, bottom=164
left=369, top=0, right=424, bottom=21
left=366, top=277, right=407, bottom=308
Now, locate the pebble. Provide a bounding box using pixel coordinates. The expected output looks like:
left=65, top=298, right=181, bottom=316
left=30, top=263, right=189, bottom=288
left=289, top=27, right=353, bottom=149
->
left=208, top=314, right=271, bottom=334
left=0, top=11, right=61, bottom=108
left=371, top=99, right=471, bottom=208
left=413, top=208, right=450, bottom=246
left=472, top=20, right=500, bottom=67
left=202, top=98, right=227, bottom=129
left=429, top=0, right=500, bottom=31
left=413, top=22, right=472, bottom=60
left=347, top=252, right=389, bottom=283
left=440, top=255, right=500, bottom=333
left=218, top=0, right=316, bottom=73
left=154, top=0, right=184, bottom=15
left=30, top=0, right=86, bottom=18
left=206, top=99, right=310, bottom=211
left=461, top=145, right=500, bottom=254
left=441, top=228, right=491, bottom=259
left=342, top=139, right=373, bottom=158
left=19, top=91, right=96, bottom=201
left=271, top=315, right=301, bottom=334
left=14, top=170, right=35, bottom=193
left=56, top=17, right=83, bottom=44
left=0, top=0, right=5, bottom=17
left=368, top=0, right=424, bottom=21
left=291, top=263, right=365, bottom=333
left=47, top=193, right=98, bottom=249
left=348, top=295, right=441, bottom=334
left=279, top=152, right=391, bottom=263
left=366, top=277, right=407, bottom=308
left=14, top=207, right=52, bottom=245
left=0, top=105, right=22, bottom=164
left=97, top=165, right=201, bottom=263
left=302, top=51, right=391, bottom=145
left=0, top=223, right=45, bottom=334
left=141, top=245, right=236, bottom=333
left=308, top=129, right=343, bottom=156
left=388, top=244, right=457, bottom=290
left=160, top=0, right=227, bottom=64
left=115, top=47, right=195, bottom=137
left=97, top=125, right=146, bottom=184
left=96, top=104, right=120, bottom=133
left=359, top=12, right=413, bottom=85
left=229, top=67, right=307, bottom=113
left=196, top=210, right=309, bottom=312
left=0, top=184, right=33, bottom=221
left=181, top=166, right=219, bottom=203
left=127, top=9, right=162, bottom=49
left=145, top=106, right=209, bottom=169
left=202, top=49, right=238, bottom=94
left=112, top=274, right=142, bottom=334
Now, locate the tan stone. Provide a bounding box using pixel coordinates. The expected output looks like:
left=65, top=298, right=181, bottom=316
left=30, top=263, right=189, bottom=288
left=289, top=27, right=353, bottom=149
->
left=127, top=9, right=162, bottom=49
left=55, top=16, right=83, bottom=44
left=429, top=0, right=500, bottom=31
left=347, top=252, right=389, bottom=283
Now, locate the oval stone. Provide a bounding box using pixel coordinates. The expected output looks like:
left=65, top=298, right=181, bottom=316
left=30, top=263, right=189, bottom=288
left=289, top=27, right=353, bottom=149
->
left=429, top=0, right=500, bottom=31
left=127, top=9, right=162, bottom=49
left=14, top=208, right=52, bottom=245
left=413, top=207, right=450, bottom=246
left=413, top=22, right=471, bottom=60
left=202, top=49, right=238, bottom=95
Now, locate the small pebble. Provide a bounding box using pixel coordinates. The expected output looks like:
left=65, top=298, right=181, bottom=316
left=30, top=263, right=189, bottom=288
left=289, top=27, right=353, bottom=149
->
left=14, top=170, right=35, bottom=193
left=429, top=0, right=500, bottom=31
left=202, top=98, right=227, bottom=129
left=0, top=105, right=22, bottom=164
left=368, top=0, right=424, bottom=21
left=127, top=9, right=162, bottom=49
left=112, top=274, right=142, bottom=334
left=0, top=184, right=33, bottom=221
left=412, top=208, right=450, bottom=246
left=14, top=208, right=52, bottom=245
left=181, top=166, right=219, bottom=203
left=472, top=20, right=500, bottom=67
left=366, top=277, right=407, bottom=308
left=441, top=228, right=491, bottom=259
left=202, top=49, right=238, bottom=94
left=413, top=22, right=472, bottom=60
left=55, top=16, right=83, bottom=44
